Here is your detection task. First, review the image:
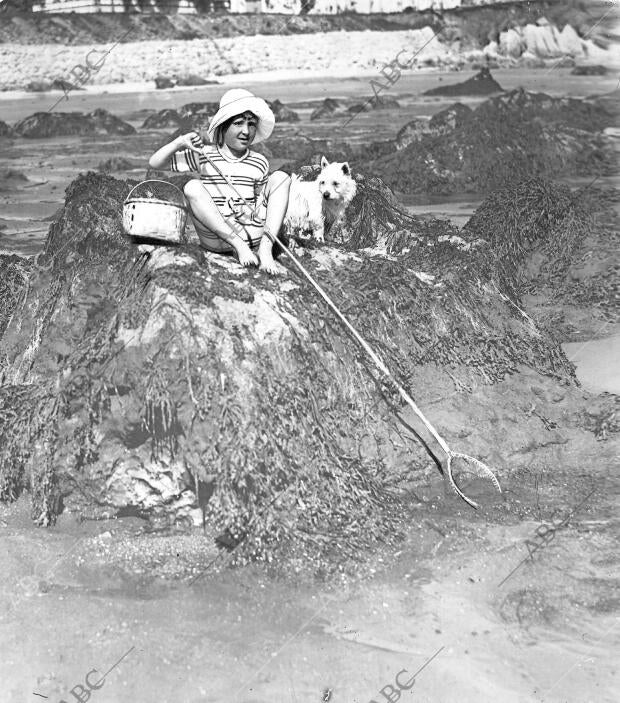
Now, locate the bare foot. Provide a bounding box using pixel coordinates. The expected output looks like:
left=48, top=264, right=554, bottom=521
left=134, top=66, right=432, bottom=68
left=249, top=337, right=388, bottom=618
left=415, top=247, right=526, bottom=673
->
left=258, top=235, right=284, bottom=275
left=259, top=256, right=285, bottom=276
left=232, top=240, right=259, bottom=268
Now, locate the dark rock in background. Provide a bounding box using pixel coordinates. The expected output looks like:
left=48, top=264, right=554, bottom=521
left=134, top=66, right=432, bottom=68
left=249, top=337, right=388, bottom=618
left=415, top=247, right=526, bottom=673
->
left=369, top=94, right=401, bottom=110
left=175, top=75, right=219, bottom=87
left=13, top=110, right=135, bottom=138
left=90, top=108, right=136, bottom=136
left=476, top=87, right=615, bottom=132
left=0, top=120, right=14, bottom=138
left=347, top=94, right=401, bottom=115
left=0, top=168, right=29, bottom=191
left=367, top=88, right=614, bottom=195
left=142, top=109, right=189, bottom=130
left=267, top=99, right=300, bottom=123
left=25, top=78, right=84, bottom=93
left=423, top=67, right=504, bottom=96
left=98, top=156, right=137, bottom=173
left=15, top=112, right=97, bottom=138
left=154, top=76, right=176, bottom=90
left=178, top=102, right=219, bottom=124
left=310, top=98, right=344, bottom=120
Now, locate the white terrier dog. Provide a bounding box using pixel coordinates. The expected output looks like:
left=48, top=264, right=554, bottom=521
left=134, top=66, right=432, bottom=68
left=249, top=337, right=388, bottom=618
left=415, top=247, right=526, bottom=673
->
left=284, top=156, right=357, bottom=243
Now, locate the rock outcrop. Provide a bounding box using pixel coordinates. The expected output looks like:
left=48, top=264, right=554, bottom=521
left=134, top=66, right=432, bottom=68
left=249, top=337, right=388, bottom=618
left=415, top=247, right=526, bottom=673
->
left=267, top=99, right=300, bottom=123
left=423, top=67, right=504, bottom=96
left=395, top=103, right=472, bottom=151
left=15, top=112, right=97, bottom=138
left=14, top=110, right=135, bottom=138
left=0, top=120, right=14, bottom=138
left=142, top=109, right=188, bottom=130
left=90, top=108, right=136, bottom=136
left=367, top=88, right=615, bottom=195
left=0, top=254, right=31, bottom=340
left=462, top=178, right=620, bottom=338
left=178, top=102, right=219, bottom=124
left=310, top=98, right=345, bottom=120
left=3, top=170, right=610, bottom=573
left=492, top=19, right=612, bottom=64
left=0, top=174, right=596, bottom=563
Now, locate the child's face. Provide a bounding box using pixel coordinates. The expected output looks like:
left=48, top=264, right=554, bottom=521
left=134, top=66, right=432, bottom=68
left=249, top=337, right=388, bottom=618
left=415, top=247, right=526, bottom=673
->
left=224, top=112, right=257, bottom=152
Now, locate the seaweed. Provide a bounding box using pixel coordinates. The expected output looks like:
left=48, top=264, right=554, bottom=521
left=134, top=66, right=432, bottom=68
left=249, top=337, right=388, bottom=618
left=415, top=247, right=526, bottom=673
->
left=366, top=89, right=615, bottom=195
left=0, top=170, right=608, bottom=573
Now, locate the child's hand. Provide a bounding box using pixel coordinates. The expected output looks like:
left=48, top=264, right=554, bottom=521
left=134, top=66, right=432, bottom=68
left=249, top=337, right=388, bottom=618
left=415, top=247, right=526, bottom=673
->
left=174, top=132, right=204, bottom=154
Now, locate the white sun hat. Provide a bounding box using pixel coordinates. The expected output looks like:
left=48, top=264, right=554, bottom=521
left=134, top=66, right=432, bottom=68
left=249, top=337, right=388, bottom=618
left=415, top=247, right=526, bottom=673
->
left=207, top=88, right=275, bottom=145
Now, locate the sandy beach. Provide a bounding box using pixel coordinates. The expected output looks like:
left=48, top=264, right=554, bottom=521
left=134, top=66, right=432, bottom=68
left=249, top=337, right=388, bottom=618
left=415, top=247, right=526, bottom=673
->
left=1, top=28, right=456, bottom=90
left=2, top=18, right=618, bottom=93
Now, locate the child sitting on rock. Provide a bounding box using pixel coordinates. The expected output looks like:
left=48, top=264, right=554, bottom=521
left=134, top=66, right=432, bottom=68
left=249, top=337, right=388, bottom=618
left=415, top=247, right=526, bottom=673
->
left=148, top=88, right=290, bottom=275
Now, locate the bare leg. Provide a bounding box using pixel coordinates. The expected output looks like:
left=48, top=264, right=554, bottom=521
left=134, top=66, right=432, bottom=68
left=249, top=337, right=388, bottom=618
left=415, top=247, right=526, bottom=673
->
left=183, top=179, right=258, bottom=268
left=258, top=171, right=291, bottom=275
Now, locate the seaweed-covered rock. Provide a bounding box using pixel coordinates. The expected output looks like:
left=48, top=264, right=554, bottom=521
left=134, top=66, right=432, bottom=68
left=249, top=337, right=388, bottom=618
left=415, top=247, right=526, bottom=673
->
left=154, top=76, right=175, bottom=90
left=267, top=99, right=300, bottom=123
left=0, top=120, right=14, bottom=138
left=142, top=109, right=189, bottom=130
left=475, top=88, right=616, bottom=133
left=26, top=78, right=84, bottom=93
left=429, top=102, right=473, bottom=132
left=98, top=156, right=136, bottom=172
left=14, top=111, right=97, bottom=138
left=0, top=254, right=31, bottom=341
left=369, top=94, right=400, bottom=110
left=310, top=98, right=344, bottom=120
left=462, top=178, right=620, bottom=336
left=368, top=89, right=614, bottom=195
left=0, top=168, right=28, bottom=191
left=89, top=108, right=136, bottom=136
left=25, top=78, right=84, bottom=93
left=395, top=118, right=433, bottom=150
left=13, top=109, right=135, bottom=138
left=268, top=135, right=354, bottom=171
left=348, top=95, right=401, bottom=115
left=176, top=74, right=218, bottom=87
left=395, top=104, right=472, bottom=151
left=585, top=88, right=620, bottom=120
left=178, top=102, right=219, bottom=124
left=423, top=67, right=504, bottom=97
left=1, top=171, right=590, bottom=569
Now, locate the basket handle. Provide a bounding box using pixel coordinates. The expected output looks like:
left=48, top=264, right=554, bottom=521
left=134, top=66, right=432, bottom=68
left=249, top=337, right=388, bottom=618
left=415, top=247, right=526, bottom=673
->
left=124, top=179, right=185, bottom=204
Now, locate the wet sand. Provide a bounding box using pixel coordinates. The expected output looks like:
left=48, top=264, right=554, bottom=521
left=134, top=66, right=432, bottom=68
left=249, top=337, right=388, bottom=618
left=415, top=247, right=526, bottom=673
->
left=564, top=334, right=620, bottom=394
left=2, top=451, right=619, bottom=703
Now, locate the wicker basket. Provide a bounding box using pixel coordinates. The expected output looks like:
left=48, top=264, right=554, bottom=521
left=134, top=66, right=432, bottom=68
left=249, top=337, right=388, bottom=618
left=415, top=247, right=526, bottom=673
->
left=122, top=180, right=188, bottom=244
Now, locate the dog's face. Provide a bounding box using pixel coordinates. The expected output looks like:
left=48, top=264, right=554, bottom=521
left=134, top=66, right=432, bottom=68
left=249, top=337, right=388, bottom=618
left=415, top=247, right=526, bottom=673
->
left=317, top=156, right=355, bottom=202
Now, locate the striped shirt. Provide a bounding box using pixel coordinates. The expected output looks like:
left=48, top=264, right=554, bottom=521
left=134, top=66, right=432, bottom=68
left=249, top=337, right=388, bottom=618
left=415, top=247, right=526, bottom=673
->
left=170, top=133, right=269, bottom=226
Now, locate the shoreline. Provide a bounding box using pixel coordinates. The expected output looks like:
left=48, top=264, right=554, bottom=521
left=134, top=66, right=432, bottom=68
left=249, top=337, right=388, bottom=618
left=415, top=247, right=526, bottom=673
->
left=1, top=62, right=618, bottom=112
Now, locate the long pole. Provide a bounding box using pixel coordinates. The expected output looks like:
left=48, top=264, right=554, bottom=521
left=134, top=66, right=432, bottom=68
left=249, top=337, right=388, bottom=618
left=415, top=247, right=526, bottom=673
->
left=199, top=149, right=501, bottom=508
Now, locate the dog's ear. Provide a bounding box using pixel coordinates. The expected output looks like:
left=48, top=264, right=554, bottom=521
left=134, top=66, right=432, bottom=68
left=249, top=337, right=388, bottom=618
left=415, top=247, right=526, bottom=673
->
left=341, top=162, right=350, bottom=176
left=320, top=156, right=329, bottom=170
